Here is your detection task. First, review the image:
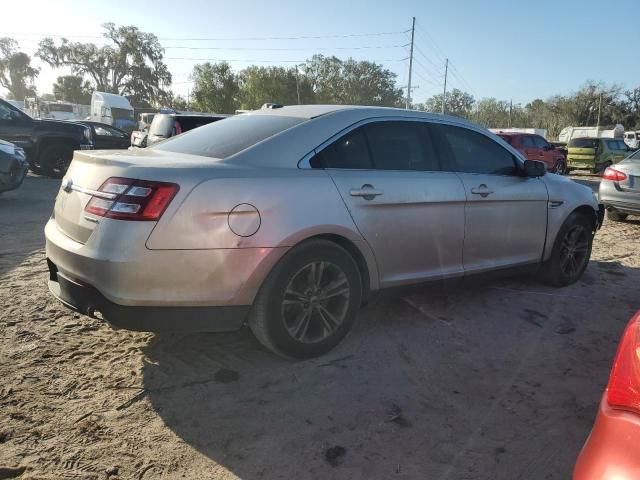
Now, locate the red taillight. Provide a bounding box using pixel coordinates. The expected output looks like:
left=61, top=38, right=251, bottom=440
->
left=85, top=177, right=179, bottom=221
left=606, top=311, right=640, bottom=415
left=602, top=167, right=627, bottom=182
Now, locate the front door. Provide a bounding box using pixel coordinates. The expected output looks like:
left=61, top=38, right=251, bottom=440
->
left=311, top=120, right=467, bottom=287
left=432, top=123, right=549, bottom=273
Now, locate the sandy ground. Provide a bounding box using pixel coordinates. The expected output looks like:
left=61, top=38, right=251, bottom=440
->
left=0, top=173, right=638, bottom=479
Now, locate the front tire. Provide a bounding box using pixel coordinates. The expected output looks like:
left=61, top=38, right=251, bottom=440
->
left=249, top=239, right=362, bottom=359
left=539, top=212, right=594, bottom=287
left=39, top=143, right=74, bottom=178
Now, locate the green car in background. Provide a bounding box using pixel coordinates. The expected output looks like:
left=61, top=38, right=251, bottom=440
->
left=567, top=137, right=631, bottom=173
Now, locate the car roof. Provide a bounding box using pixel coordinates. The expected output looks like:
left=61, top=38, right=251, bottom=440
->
left=244, top=104, right=479, bottom=125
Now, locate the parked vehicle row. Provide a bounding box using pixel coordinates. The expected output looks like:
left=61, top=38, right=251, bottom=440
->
left=0, top=98, right=130, bottom=177
left=45, top=105, right=602, bottom=359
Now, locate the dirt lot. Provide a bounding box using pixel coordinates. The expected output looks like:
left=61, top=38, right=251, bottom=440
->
left=1, top=173, right=638, bottom=479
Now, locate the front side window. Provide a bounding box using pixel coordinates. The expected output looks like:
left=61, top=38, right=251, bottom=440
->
left=0, top=103, right=12, bottom=121
left=435, top=124, right=518, bottom=175
left=533, top=135, right=550, bottom=149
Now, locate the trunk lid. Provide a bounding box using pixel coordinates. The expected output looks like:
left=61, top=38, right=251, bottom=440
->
left=52, top=148, right=218, bottom=244
left=614, top=160, right=640, bottom=193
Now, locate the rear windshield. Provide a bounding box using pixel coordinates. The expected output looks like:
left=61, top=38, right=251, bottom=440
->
left=568, top=138, right=598, bottom=148
left=152, top=114, right=305, bottom=159
left=629, top=149, right=640, bottom=160
left=606, top=140, right=628, bottom=151
left=149, top=114, right=174, bottom=137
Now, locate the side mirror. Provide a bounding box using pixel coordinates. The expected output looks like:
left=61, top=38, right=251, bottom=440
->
left=523, top=159, right=546, bottom=177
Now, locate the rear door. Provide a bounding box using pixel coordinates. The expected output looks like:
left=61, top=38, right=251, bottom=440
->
left=431, top=124, right=548, bottom=273
left=520, top=135, right=540, bottom=161
left=315, top=120, right=466, bottom=287
left=0, top=101, right=34, bottom=152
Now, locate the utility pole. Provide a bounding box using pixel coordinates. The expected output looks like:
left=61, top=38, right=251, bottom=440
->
left=596, top=93, right=603, bottom=128
left=187, top=88, right=190, bottom=109
left=441, top=58, right=448, bottom=114
left=406, top=17, right=415, bottom=109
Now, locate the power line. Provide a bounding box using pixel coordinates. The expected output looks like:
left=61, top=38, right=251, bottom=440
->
left=5, top=29, right=410, bottom=42
left=163, top=43, right=410, bottom=51
left=166, top=57, right=407, bottom=63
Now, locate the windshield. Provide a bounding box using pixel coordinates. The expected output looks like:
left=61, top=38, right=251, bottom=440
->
left=152, top=114, right=305, bottom=158
left=111, top=107, right=134, bottom=121
left=568, top=138, right=598, bottom=148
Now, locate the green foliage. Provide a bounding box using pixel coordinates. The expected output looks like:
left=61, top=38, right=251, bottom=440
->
left=0, top=38, right=39, bottom=100
left=303, top=55, right=403, bottom=106
left=191, top=62, right=240, bottom=113
left=36, top=23, right=171, bottom=107
left=239, top=65, right=313, bottom=110
left=52, top=75, right=92, bottom=104
left=418, top=88, right=475, bottom=117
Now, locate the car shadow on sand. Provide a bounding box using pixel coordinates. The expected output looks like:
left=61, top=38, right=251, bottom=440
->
left=141, top=259, right=639, bottom=479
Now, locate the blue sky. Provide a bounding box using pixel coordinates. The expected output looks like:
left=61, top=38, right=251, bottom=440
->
left=4, top=0, right=638, bottom=105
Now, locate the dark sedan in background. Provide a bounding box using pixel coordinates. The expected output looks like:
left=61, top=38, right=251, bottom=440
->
left=0, top=139, right=28, bottom=193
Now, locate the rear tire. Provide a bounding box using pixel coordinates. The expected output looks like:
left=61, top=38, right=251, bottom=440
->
left=539, top=212, right=594, bottom=287
left=607, top=209, right=628, bottom=222
left=39, top=143, right=74, bottom=178
left=249, top=239, right=362, bottom=359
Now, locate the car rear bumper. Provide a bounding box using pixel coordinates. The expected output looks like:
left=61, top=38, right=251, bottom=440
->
left=599, top=183, right=640, bottom=215
left=47, top=258, right=250, bottom=332
left=574, top=397, right=640, bottom=479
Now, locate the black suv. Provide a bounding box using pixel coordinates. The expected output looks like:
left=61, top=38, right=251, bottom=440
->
left=0, top=98, right=93, bottom=177
left=145, top=110, right=228, bottom=147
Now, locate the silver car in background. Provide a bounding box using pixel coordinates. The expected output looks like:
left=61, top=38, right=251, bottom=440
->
left=599, top=149, right=640, bottom=222
left=45, top=105, right=601, bottom=358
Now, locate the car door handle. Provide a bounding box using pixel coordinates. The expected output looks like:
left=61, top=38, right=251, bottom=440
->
left=349, top=184, right=383, bottom=199
left=470, top=185, right=494, bottom=197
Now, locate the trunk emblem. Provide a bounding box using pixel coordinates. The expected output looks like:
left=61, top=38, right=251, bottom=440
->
left=62, top=178, right=73, bottom=193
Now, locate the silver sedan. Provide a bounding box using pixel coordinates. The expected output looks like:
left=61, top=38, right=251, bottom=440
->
left=599, top=149, right=640, bottom=221
left=45, top=105, right=601, bottom=358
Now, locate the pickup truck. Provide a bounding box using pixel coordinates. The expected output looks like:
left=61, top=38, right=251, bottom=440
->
left=0, top=97, right=93, bottom=177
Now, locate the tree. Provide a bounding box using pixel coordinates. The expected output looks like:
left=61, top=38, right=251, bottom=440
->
left=52, top=75, right=92, bottom=104
left=420, top=88, right=475, bottom=117
left=191, top=62, right=240, bottom=113
left=0, top=38, right=39, bottom=100
left=303, top=55, right=403, bottom=106
left=239, top=65, right=314, bottom=109
left=36, top=23, right=171, bottom=107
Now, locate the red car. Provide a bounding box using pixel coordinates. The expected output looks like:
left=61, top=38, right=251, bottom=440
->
left=496, top=132, right=567, bottom=174
left=574, top=311, right=640, bottom=479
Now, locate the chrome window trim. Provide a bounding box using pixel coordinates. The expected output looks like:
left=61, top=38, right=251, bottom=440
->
left=297, top=115, right=525, bottom=172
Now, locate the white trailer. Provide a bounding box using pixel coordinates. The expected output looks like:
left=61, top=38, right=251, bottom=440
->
left=558, top=124, right=624, bottom=143
left=90, top=92, right=136, bottom=133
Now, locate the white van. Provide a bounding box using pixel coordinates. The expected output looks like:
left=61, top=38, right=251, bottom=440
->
left=623, top=131, right=639, bottom=150
left=90, top=92, right=136, bottom=133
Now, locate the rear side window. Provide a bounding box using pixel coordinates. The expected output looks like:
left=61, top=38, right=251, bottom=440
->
left=311, top=129, right=372, bottom=169
left=521, top=136, right=536, bottom=148
left=607, top=140, right=628, bottom=151
left=497, top=135, right=513, bottom=145
left=435, top=124, right=517, bottom=175
left=152, top=114, right=305, bottom=159
left=311, top=121, right=440, bottom=171
left=364, top=122, right=439, bottom=171
left=149, top=114, right=174, bottom=137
